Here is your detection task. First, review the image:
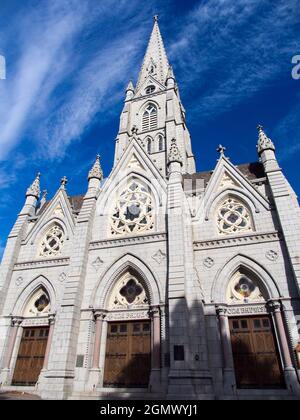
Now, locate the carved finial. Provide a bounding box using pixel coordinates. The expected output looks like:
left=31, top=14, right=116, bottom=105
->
left=168, top=138, right=183, bottom=166
left=154, top=15, right=159, bottom=23
left=26, top=172, right=41, bottom=199
left=88, top=155, right=103, bottom=181
left=60, top=176, right=68, bottom=188
left=217, top=145, right=226, bottom=155
left=131, top=125, right=138, bottom=135
left=39, top=190, right=48, bottom=208
left=257, top=124, right=275, bottom=154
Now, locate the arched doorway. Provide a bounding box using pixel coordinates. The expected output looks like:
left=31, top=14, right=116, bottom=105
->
left=11, top=287, right=53, bottom=386
left=219, top=268, right=285, bottom=390
left=102, top=270, right=152, bottom=388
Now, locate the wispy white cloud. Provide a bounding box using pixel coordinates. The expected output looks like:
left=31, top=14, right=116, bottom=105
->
left=169, top=0, right=300, bottom=118
left=274, top=94, right=300, bottom=161
left=0, top=0, right=154, bottom=162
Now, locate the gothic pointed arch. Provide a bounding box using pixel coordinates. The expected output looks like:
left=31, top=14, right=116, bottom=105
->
left=91, top=254, right=162, bottom=309
left=211, top=254, right=281, bottom=303
left=141, top=102, right=158, bottom=132
left=205, top=189, right=259, bottom=224
left=157, top=133, right=165, bottom=152
left=12, top=275, right=56, bottom=317
left=145, top=136, right=154, bottom=154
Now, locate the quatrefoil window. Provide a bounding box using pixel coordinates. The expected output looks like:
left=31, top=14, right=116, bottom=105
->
left=217, top=198, right=253, bottom=235
left=39, top=224, right=65, bottom=257
left=34, top=294, right=50, bottom=312
left=111, top=182, right=154, bottom=236
left=120, top=279, right=144, bottom=304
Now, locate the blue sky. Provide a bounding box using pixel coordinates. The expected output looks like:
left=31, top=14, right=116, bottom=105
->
left=0, top=0, right=299, bottom=258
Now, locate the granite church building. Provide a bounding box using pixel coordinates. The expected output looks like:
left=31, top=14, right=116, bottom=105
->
left=0, top=18, right=300, bottom=400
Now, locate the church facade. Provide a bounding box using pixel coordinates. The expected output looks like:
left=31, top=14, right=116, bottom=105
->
left=0, top=18, right=300, bottom=400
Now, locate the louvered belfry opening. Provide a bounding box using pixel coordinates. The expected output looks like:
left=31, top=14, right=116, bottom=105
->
left=142, top=104, right=158, bottom=132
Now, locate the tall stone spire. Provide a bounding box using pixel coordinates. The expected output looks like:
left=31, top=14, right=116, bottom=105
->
left=257, top=125, right=275, bottom=154
left=26, top=172, right=41, bottom=199
left=136, top=16, right=170, bottom=91
left=88, top=154, right=103, bottom=181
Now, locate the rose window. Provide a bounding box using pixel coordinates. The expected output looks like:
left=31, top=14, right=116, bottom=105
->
left=111, top=182, right=154, bottom=236
left=217, top=198, right=252, bottom=235
left=39, top=225, right=65, bottom=257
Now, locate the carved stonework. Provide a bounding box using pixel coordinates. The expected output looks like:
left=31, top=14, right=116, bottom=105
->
left=59, top=272, right=67, bottom=282
left=152, top=249, right=166, bottom=264
left=88, top=155, right=103, bottom=181
left=107, top=310, right=150, bottom=322
left=219, top=173, right=238, bottom=189
left=15, top=276, right=23, bottom=286
left=168, top=138, right=183, bottom=165
left=23, top=288, right=51, bottom=318
left=53, top=204, right=64, bottom=217
left=194, top=232, right=281, bottom=250
left=127, top=154, right=143, bottom=170
left=217, top=197, right=253, bottom=236
left=203, top=257, right=214, bottom=269
left=227, top=270, right=266, bottom=304
left=266, top=250, right=279, bottom=262
left=108, top=272, right=149, bottom=310
left=257, top=125, right=275, bottom=154
left=111, top=181, right=154, bottom=236
left=92, top=257, right=104, bottom=272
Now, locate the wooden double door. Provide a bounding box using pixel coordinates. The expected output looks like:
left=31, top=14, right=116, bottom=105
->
left=104, top=321, right=151, bottom=388
left=12, top=327, right=49, bottom=386
left=229, top=316, right=284, bottom=389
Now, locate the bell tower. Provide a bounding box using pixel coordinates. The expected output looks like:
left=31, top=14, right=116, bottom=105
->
left=114, top=16, right=196, bottom=176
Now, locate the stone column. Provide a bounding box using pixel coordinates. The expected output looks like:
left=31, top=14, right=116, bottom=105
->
left=43, top=315, right=56, bottom=370
left=216, top=306, right=236, bottom=396
left=149, top=306, right=161, bottom=392
left=88, top=311, right=106, bottom=390
left=4, top=317, right=23, bottom=369
left=269, top=301, right=300, bottom=395
left=92, top=311, right=106, bottom=369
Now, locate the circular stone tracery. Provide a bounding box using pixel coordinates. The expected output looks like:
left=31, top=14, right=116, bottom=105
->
left=39, top=225, right=65, bottom=257
left=217, top=198, right=252, bottom=235
left=111, top=182, right=154, bottom=236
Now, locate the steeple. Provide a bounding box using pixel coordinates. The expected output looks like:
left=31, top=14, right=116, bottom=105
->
left=256, top=125, right=279, bottom=173
left=26, top=172, right=41, bottom=199
left=136, top=16, right=170, bottom=91
left=257, top=125, right=275, bottom=154
left=88, top=154, right=103, bottom=181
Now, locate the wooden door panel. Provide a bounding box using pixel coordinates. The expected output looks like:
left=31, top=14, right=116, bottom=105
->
left=104, top=321, right=151, bottom=388
left=229, top=317, right=284, bottom=389
left=12, top=327, right=49, bottom=386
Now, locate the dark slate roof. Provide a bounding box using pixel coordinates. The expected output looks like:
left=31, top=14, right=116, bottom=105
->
left=68, top=195, right=84, bottom=213
left=36, top=194, right=85, bottom=216
left=183, top=162, right=266, bottom=191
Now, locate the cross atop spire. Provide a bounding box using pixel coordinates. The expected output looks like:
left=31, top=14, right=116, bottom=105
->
left=136, top=17, right=170, bottom=91
left=60, top=176, right=68, bottom=189
left=217, top=145, right=227, bottom=155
